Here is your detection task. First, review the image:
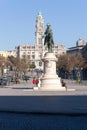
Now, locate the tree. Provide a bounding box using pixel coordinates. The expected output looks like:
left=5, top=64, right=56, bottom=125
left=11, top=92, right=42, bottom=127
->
left=8, top=56, right=20, bottom=70
left=81, top=44, right=87, bottom=68
left=56, top=54, right=69, bottom=78
left=69, top=54, right=85, bottom=69
left=20, top=56, right=29, bottom=75
left=8, top=56, right=30, bottom=75
left=57, top=54, right=84, bottom=71
left=30, top=64, right=36, bottom=69
left=56, top=54, right=69, bottom=71
left=56, top=54, right=85, bottom=78
left=0, top=55, right=5, bottom=67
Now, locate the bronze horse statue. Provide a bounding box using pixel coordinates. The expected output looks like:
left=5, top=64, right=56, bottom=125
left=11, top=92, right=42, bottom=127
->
left=44, top=24, right=54, bottom=53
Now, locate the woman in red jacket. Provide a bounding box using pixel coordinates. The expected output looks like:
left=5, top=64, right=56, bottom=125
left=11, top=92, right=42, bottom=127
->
left=33, top=78, right=36, bottom=87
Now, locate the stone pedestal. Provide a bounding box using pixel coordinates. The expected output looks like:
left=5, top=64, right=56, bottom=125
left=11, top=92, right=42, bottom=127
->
left=40, top=52, right=65, bottom=91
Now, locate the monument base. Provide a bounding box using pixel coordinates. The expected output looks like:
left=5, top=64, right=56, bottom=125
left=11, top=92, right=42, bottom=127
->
left=40, top=52, right=66, bottom=91
left=40, top=77, right=66, bottom=91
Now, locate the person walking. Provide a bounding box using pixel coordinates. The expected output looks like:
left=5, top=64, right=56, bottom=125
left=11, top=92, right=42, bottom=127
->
left=32, top=77, right=36, bottom=87
left=61, top=79, right=67, bottom=91
left=15, top=77, right=19, bottom=84
left=77, top=77, right=81, bottom=84
left=36, top=79, right=39, bottom=87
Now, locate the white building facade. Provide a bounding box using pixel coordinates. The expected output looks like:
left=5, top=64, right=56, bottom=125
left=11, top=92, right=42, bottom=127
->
left=67, top=38, right=87, bottom=55
left=15, top=12, right=66, bottom=70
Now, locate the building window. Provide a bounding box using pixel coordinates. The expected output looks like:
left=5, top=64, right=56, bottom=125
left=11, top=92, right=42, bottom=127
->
left=23, top=52, right=26, bottom=55
left=32, top=46, right=35, bottom=49
left=39, top=55, right=42, bottom=58
left=32, top=62, right=35, bottom=65
left=22, top=55, right=26, bottom=58
left=32, top=52, right=35, bottom=54
left=22, top=46, right=26, bottom=49
left=38, top=38, right=42, bottom=44
left=27, top=46, right=30, bottom=49
left=39, top=46, right=42, bottom=49
left=39, top=22, right=41, bottom=27
left=28, top=55, right=30, bottom=58
left=39, top=61, right=42, bottom=66
left=32, top=55, right=35, bottom=59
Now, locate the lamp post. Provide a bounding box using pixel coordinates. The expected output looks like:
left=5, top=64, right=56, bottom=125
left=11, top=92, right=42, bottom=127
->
left=75, top=67, right=82, bottom=83
left=80, top=67, right=83, bottom=82
left=75, top=67, right=79, bottom=81
left=35, top=68, right=40, bottom=78
left=7, top=66, right=10, bottom=76
left=2, top=62, right=4, bottom=77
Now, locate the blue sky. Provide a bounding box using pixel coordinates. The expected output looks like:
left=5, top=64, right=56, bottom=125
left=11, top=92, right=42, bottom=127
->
left=0, top=0, right=87, bottom=51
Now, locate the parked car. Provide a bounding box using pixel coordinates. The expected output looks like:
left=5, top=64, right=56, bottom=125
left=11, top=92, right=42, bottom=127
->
left=0, top=78, right=8, bottom=86
left=22, top=75, right=30, bottom=81
left=6, top=76, right=15, bottom=82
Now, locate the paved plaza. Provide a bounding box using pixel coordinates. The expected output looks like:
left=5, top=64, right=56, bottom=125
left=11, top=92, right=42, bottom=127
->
left=0, top=78, right=87, bottom=129
left=0, top=112, right=87, bottom=130
left=0, top=78, right=87, bottom=114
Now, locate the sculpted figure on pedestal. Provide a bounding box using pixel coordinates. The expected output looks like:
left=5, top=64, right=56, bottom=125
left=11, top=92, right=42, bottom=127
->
left=44, top=24, right=54, bottom=53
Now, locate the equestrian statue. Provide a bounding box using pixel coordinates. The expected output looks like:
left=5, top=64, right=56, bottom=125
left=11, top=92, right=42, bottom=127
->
left=44, top=24, right=54, bottom=53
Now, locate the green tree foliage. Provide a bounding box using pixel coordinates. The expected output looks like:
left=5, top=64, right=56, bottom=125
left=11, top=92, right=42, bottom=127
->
left=29, top=64, right=36, bottom=69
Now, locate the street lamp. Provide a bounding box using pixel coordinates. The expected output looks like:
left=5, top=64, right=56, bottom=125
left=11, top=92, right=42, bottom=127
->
left=7, top=66, right=10, bottom=75
left=35, top=68, right=41, bottom=78
left=75, top=67, right=83, bottom=83
left=2, top=62, right=4, bottom=77
left=75, top=67, right=79, bottom=80
left=80, top=67, right=83, bottom=82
